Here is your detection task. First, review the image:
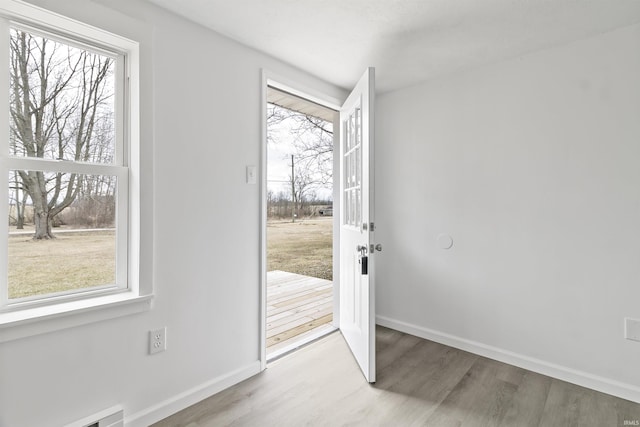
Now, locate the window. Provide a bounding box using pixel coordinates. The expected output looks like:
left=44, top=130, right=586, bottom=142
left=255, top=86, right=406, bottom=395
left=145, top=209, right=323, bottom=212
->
left=0, top=0, right=144, bottom=334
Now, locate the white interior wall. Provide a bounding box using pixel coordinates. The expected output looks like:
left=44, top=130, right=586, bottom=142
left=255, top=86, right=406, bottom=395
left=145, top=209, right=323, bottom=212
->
left=0, top=1, right=345, bottom=426
left=2, top=1, right=639, bottom=425
left=375, top=23, right=640, bottom=400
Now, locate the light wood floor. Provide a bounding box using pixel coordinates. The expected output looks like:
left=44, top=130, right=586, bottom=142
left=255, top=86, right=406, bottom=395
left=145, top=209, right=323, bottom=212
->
left=154, top=327, right=640, bottom=426
left=266, top=270, right=333, bottom=355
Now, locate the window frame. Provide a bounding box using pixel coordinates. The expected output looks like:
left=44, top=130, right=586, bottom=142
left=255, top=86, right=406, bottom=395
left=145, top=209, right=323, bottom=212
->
left=0, top=0, right=146, bottom=342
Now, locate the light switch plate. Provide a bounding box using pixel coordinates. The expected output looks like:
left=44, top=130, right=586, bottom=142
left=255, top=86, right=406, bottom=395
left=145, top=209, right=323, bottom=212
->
left=625, top=318, right=640, bottom=342
left=246, top=165, right=257, bottom=184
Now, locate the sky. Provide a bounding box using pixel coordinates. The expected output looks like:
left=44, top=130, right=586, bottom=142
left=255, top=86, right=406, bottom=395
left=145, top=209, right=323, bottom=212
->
left=267, top=107, right=333, bottom=201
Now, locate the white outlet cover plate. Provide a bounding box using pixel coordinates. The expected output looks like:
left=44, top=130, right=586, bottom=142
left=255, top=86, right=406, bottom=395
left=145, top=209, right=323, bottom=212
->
left=149, top=327, right=166, bottom=354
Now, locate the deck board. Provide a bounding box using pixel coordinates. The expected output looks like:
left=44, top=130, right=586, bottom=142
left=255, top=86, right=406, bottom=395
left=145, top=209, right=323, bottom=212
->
left=266, top=270, right=333, bottom=354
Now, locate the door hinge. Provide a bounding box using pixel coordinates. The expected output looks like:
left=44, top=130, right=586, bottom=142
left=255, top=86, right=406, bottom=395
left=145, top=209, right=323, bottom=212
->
left=370, top=222, right=375, bottom=231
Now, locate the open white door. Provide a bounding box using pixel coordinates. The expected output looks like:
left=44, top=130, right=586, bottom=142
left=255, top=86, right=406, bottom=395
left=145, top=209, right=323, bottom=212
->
left=339, top=68, right=376, bottom=382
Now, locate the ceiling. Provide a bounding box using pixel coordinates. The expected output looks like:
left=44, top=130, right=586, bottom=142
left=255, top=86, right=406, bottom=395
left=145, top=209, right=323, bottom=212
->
left=267, top=87, right=337, bottom=121
left=147, top=0, right=640, bottom=93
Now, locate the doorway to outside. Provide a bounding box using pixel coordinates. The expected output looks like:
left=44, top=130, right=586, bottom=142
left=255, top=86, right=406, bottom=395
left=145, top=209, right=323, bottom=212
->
left=265, top=85, right=338, bottom=360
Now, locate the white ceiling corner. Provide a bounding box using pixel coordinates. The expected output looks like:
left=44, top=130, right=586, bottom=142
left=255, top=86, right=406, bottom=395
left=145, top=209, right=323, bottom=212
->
left=146, top=0, right=640, bottom=93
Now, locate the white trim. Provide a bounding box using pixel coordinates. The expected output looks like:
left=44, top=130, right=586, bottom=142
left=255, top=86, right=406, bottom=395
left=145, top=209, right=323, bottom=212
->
left=259, top=70, right=268, bottom=371
left=65, top=405, right=123, bottom=427
left=1, top=157, right=128, bottom=179
left=0, top=0, right=145, bottom=336
left=10, top=20, right=119, bottom=59
left=331, top=112, right=341, bottom=329
left=127, top=39, right=142, bottom=295
left=0, top=0, right=138, bottom=53
left=267, top=326, right=337, bottom=362
left=377, top=315, right=640, bottom=404
left=0, top=293, right=151, bottom=342
left=125, top=361, right=261, bottom=427
left=259, top=69, right=340, bottom=369
left=264, top=69, right=342, bottom=111
left=0, top=17, right=10, bottom=310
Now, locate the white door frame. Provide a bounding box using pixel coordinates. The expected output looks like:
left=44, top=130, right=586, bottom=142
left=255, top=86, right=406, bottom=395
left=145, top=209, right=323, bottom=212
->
left=259, top=70, right=342, bottom=370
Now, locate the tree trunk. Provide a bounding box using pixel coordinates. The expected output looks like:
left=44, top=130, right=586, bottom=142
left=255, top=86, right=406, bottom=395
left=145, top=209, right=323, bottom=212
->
left=14, top=171, right=24, bottom=229
left=31, top=172, right=54, bottom=239
left=17, top=190, right=27, bottom=229
left=33, top=209, right=53, bottom=239
left=15, top=207, right=24, bottom=229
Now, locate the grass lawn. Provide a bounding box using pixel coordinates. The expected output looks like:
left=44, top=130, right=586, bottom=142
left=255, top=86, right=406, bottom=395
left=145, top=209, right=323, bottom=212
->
left=8, top=230, right=115, bottom=299
left=267, top=218, right=333, bottom=280
left=7, top=218, right=332, bottom=299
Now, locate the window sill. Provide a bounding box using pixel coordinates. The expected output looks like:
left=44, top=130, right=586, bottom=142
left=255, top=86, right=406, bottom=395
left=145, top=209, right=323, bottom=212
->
left=0, top=292, right=152, bottom=343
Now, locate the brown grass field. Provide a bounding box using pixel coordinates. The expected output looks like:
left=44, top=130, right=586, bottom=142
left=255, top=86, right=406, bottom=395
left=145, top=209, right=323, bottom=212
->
left=8, top=230, right=115, bottom=299
left=8, top=218, right=332, bottom=299
left=267, top=217, right=333, bottom=280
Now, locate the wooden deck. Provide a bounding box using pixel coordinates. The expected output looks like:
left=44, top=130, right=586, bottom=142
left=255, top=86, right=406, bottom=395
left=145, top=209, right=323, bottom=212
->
left=266, top=270, right=334, bottom=357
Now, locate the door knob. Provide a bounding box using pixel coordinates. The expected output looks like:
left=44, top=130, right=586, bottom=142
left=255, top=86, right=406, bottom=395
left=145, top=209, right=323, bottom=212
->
left=374, top=244, right=382, bottom=252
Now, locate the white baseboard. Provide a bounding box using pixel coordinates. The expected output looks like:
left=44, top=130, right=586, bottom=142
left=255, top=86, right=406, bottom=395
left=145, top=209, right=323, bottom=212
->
left=377, top=315, right=640, bottom=404
left=125, top=361, right=262, bottom=427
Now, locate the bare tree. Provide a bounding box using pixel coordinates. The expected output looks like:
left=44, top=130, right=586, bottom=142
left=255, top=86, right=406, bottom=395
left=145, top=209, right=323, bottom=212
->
left=267, top=104, right=333, bottom=184
left=267, top=104, right=333, bottom=221
left=288, top=114, right=333, bottom=186
left=9, top=29, right=115, bottom=239
left=288, top=155, right=321, bottom=220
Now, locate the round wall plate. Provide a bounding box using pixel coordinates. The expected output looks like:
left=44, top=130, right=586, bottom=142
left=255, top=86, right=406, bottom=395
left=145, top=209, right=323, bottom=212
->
left=438, top=233, right=454, bottom=250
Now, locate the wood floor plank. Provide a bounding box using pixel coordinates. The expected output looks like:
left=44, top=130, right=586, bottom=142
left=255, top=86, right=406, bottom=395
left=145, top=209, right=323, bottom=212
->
left=270, top=288, right=331, bottom=309
left=267, top=307, right=331, bottom=338
left=374, top=337, right=479, bottom=426
left=267, top=281, right=331, bottom=304
left=265, top=271, right=333, bottom=352
left=426, top=357, right=518, bottom=427
left=266, top=314, right=333, bottom=347
left=266, top=296, right=332, bottom=319
left=615, top=397, right=640, bottom=427
left=153, top=327, right=640, bottom=427
left=266, top=323, right=337, bottom=354
left=499, top=371, right=552, bottom=427
left=267, top=285, right=327, bottom=306
left=538, top=379, right=585, bottom=427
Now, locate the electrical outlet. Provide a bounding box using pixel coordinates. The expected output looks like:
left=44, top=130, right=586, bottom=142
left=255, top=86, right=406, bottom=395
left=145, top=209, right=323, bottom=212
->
left=149, top=327, right=166, bottom=354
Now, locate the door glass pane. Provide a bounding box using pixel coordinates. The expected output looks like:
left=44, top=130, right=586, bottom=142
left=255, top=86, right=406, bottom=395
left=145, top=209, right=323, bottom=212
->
left=344, top=190, right=350, bottom=226
left=355, top=190, right=361, bottom=226
left=8, top=170, right=117, bottom=299
left=356, top=146, right=361, bottom=187
left=350, top=150, right=356, bottom=187
left=343, top=102, right=363, bottom=228
left=355, top=107, right=361, bottom=146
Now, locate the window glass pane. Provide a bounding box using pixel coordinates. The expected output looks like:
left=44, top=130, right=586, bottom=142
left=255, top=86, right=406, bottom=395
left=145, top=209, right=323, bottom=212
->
left=8, top=171, right=117, bottom=299
left=9, top=28, right=116, bottom=164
